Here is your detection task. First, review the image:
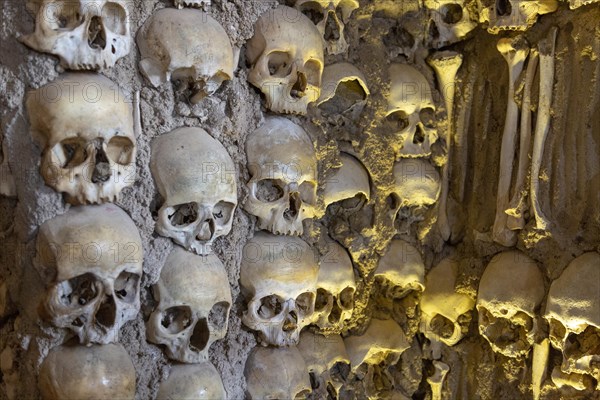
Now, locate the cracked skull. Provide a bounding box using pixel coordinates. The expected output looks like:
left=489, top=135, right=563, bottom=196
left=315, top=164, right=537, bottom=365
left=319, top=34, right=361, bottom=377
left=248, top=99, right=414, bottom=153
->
left=21, top=0, right=131, bottom=70
left=27, top=73, right=137, bottom=205
left=295, top=0, right=359, bottom=55
left=477, top=250, right=545, bottom=358
left=151, top=127, right=237, bottom=256
left=137, top=8, right=234, bottom=104
left=545, top=252, right=600, bottom=389
left=424, top=0, right=478, bottom=48
left=385, top=64, right=438, bottom=159
left=34, top=204, right=143, bottom=345
left=244, top=117, right=317, bottom=236
left=240, top=232, right=318, bottom=347
left=147, top=247, right=231, bottom=363
left=247, top=6, right=324, bottom=115
left=478, top=0, right=558, bottom=32
left=157, top=363, right=226, bottom=400
left=420, top=257, right=475, bottom=350
left=313, top=240, right=356, bottom=333
left=245, top=346, right=312, bottom=399
left=317, top=63, right=370, bottom=119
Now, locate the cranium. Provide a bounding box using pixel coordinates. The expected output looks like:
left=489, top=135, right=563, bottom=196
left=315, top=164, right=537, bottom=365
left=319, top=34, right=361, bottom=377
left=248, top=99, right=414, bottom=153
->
left=245, top=346, right=312, bottom=399
left=21, top=0, right=131, bottom=70
left=424, top=0, right=478, bottom=48
left=173, top=0, right=210, bottom=9
left=27, top=73, right=137, bottom=205
left=317, top=63, right=370, bottom=119
left=0, top=133, right=16, bottom=197
left=297, top=331, right=351, bottom=398
left=372, top=240, right=425, bottom=338
left=295, top=0, right=359, bottom=55
left=420, top=257, right=475, bottom=354
left=151, top=127, right=237, bottom=256
left=147, top=247, right=231, bottom=363
left=240, top=232, right=318, bottom=347
left=313, top=240, right=356, bottom=333
left=478, top=0, right=558, bottom=32
left=35, top=204, right=143, bottom=344
left=157, top=362, right=226, bottom=399
left=385, top=64, right=438, bottom=159
left=246, top=6, right=324, bottom=115
left=477, top=250, right=545, bottom=358
left=545, top=252, right=600, bottom=389
left=39, top=343, right=135, bottom=400
left=324, top=152, right=370, bottom=209
left=344, top=319, right=410, bottom=398
left=137, top=8, right=234, bottom=104
left=244, top=117, right=317, bottom=236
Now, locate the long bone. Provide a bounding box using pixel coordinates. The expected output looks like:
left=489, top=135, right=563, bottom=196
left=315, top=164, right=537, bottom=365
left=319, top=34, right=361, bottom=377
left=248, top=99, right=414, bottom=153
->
left=427, top=360, right=450, bottom=400
left=506, top=49, right=539, bottom=231
left=492, top=36, right=530, bottom=247
left=428, top=51, right=463, bottom=241
left=530, top=27, right=558, bottom=231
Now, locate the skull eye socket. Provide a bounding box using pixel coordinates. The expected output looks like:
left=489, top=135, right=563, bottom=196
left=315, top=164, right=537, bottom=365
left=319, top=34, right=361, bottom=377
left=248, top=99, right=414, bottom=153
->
left=440, top=3, right=464, bottom=24
left=57, top=273, right=100, bottom=307
left=339, top=287, right=355, bottom=310
left=45, top=2, right=84, bottom=30
left=255, top=179, right=285, bottom=202
left=295, top=292, right=315, bottom=315
left=161, top=305, right=193, bottom=334
left=314, top=288, right=332, bottom=312
left=167, top=202, right=199, bottom=227
left=385, top=111, right=410, bottom=131
left=304, top=59, right=322, bottom=87
left=420, top=107, right=436, bottom=128
left=213, top=201, right=235, bottom=224
left=548, top=318, right=567, bottom=347
left=258, top=295, right=284, bottom=319
left=52, top=138, right=88, bottom=168
left=114, top=271, right=140, bottom=303
left=299, top=181, right=317, bottom=205
left=102, top=2, right=128, bottom=36
left=299, top=2, right=325, bottom=25
left=267, top=51, right=293, bottom=77
left=208, top=301, right=230, bottom=331
left=106, top=136, right=134, bottom=165
left=430, top=314, right=456, bottom=338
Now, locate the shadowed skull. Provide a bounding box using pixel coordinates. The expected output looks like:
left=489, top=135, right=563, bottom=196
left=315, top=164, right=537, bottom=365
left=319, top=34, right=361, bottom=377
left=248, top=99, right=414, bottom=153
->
left=425, top=0, right=478, bottom=48
left=478, top=0, right=558, bottom=32
left=34, top=204, right=143, bottom=345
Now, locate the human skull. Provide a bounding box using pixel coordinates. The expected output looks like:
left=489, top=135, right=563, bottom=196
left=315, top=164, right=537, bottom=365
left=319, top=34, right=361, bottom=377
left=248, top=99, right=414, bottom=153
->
left=151, top=127, right=237, bottom=256
left=567, top=0, right=599, bottom=8
left=295, top=0, right=359, bottom=55
left=297, top=331, right=351, bottom=398
left=424, top=0, right=478, bottom=48
left=244, top=117, right=317, bottom=236
left=137, top=8, right=234, bottom=104
left=385, top=64, right=438, bottom=159
left=157, top=362, right=226, bottom=399
left=420, top=257, right=475, bottom=353
left=324, top=152, right=370, bottom=209
left=147, top=247, right=231, bottom=363
left=317, top=63, right=370, bottom=119
left=313, top=240, right=356, bottom=333
left=21, top=0, right=131, bottom=70
left=39, top=343, right=135, bottom=400
left=0, top=133, right=16, bottom=197
left=35, top=204, right=143, bottom=345
left=477, top=250, right=545, bottom=358
left=173, top=0, right=210, bottom=9
left=245, top=346, right=312, bottom=399
left=246, top=6, right=324, bottom=115
left=372, top=240, right=425, bottom=338
left=478, top=0, right=558, bottom=32
left=545, top=252, right=600, bottom=389
left=240, top=232, right=318, bottom=347
left=27, top=73, right=137, bottom=205
left=344, top=319, right=410, bottom=398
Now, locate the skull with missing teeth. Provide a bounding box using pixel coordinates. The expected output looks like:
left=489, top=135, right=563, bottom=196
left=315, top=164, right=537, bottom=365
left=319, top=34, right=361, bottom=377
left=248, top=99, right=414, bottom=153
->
left=21, top=0, right=131, bottom=70
left=137, top=8, right=234, bottom=104
left=34, top=204, right=143, bottom=345
left=240, top=232, right=318, bottom=347
left=295, top=0, right=359, bottom=55
left=147, top=247, right=232, bottom=363
left=477, top=250, right=545, bottom=358
left=151, top=127, right=237, bottom=256
left=244, top=117, right=318, bottom=236
left=27, top=73, right=137, bottom=205
left=247, top=6, right=324, bottom=115
left=478, top=0, right=558, bottom=33
left=385, top=64, right=438, bottom=159
left=545, top=252, right=600, bottom=389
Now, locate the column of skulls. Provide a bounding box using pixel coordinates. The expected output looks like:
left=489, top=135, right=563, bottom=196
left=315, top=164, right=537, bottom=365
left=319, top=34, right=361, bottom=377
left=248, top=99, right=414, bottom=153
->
left=21, top=1, right=141, bottom=398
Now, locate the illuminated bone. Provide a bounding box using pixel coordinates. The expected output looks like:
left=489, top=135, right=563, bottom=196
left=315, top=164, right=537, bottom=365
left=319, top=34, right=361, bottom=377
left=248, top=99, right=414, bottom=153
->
left=174, top=0, right=210, bottom=9
left=424, top=0, right=477, bottom=48
left=157, top=362, right=226, bottom=399
left=427, top=360, right=449, bottom=400
left=479, top=0, right=557, bottom=33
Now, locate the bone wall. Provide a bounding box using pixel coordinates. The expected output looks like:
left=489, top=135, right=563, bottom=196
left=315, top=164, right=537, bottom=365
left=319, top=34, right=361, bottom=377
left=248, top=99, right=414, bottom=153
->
left=0, top=0, right=599, bottom=399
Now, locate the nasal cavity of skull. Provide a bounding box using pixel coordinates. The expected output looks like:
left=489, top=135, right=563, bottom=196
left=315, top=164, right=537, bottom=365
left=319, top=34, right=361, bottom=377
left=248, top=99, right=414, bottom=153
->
left=88, top=16, right=107, bottom=50
left=161, top=306, right=193, bottom=334
left=92, top=140, right=112, bottom=183
left=208, top=301, right=230, bottom=330
left=385, top=111, right=410, bottom=132
left=291, top=72, right=308, bottom=99
left=114, top=271, right=139, bottom=303
left=495, top=0, right=512, bottom=16
left=284, top=191, right=301, bottom=221
left=95, top=295, right=117, bottom=328
left=315, top=288, right=332, bottom=312
left=258, top=295, right=284, bottom=319
left=49, top=3, right=83, bottom=30
left=564, top=326, right=600, bottom=361
left=58, top=273, right=99, bottom=307
left=268, top=52, right=293, bottom=77
left=283, top=310, right=298, bottom=332
left=56, top=138, right=88, bottom=168
left=300, top=3, right=325, bottom=25
left=189, top=318, right=210, bottom=352
left=256, top=179, right=285, bottom=202
left=324, top=10, right=341, bottom=41
left=440, top=4, right=464, bottom=24
left=320, top=79, right=367, bottom=115
left=107, top=136, right=134, bottom=166
left=430, top=314, right=455, bottom=338
left=168, top=203, right=199, bottom=227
